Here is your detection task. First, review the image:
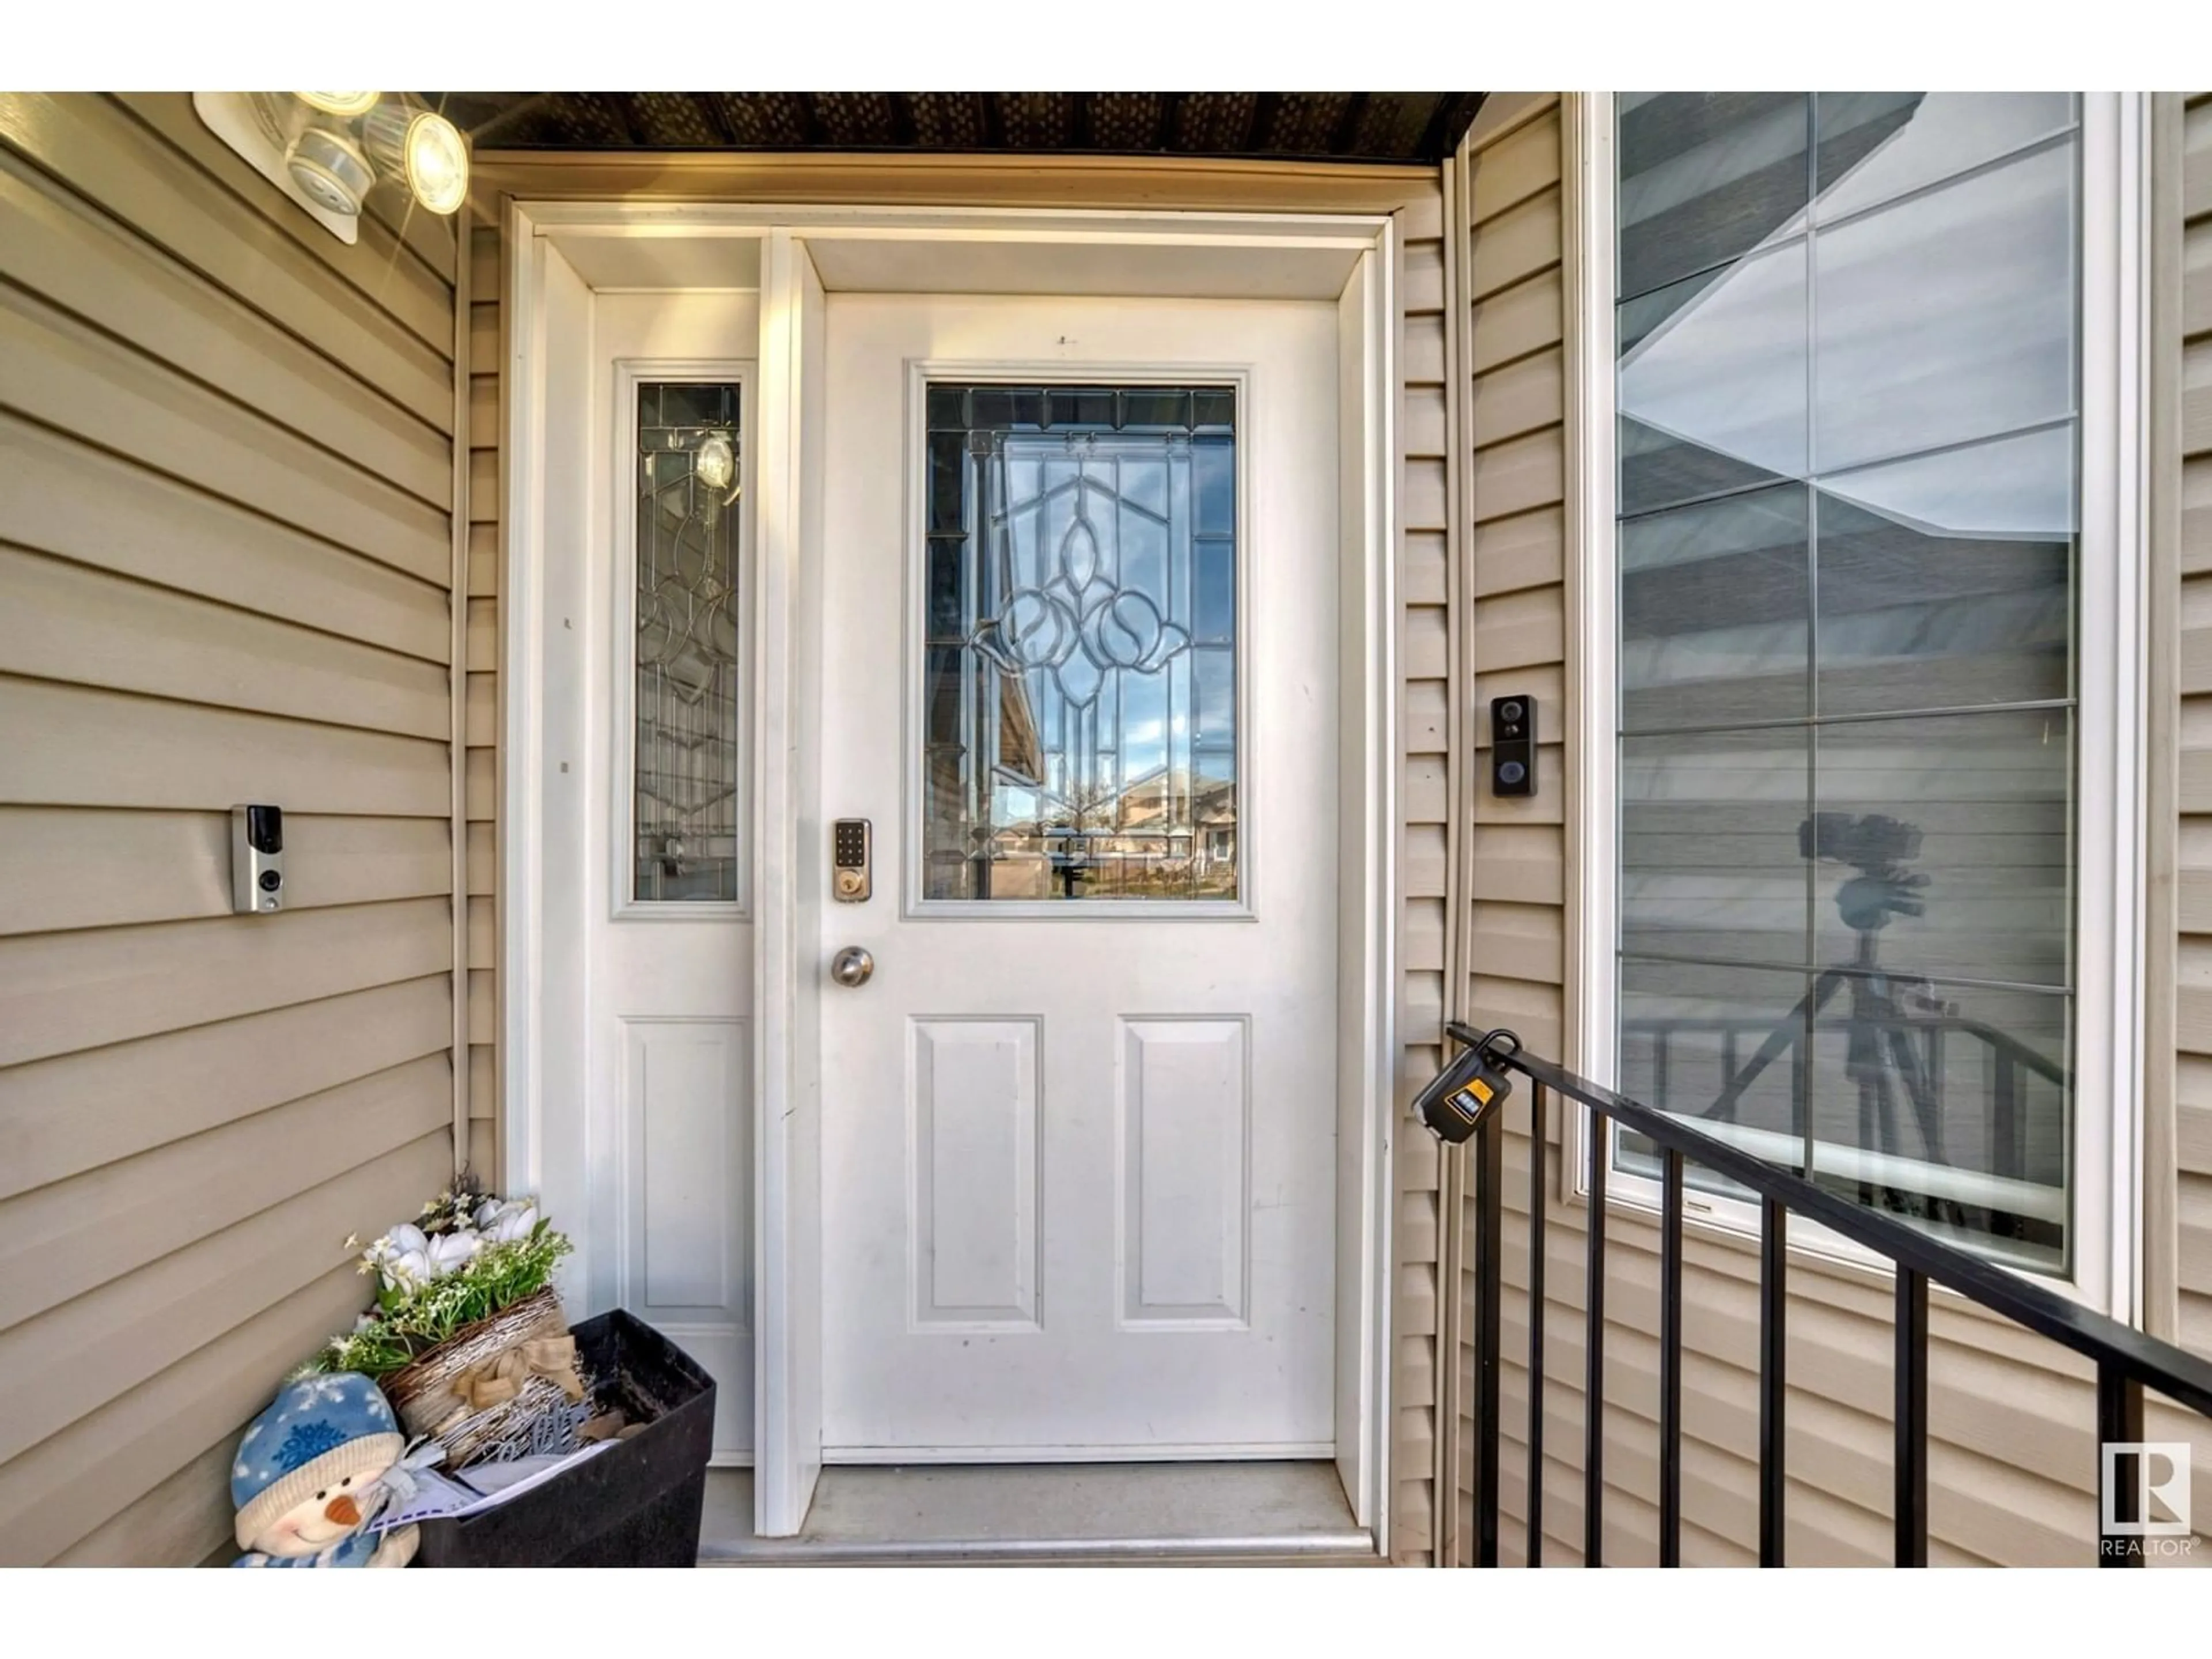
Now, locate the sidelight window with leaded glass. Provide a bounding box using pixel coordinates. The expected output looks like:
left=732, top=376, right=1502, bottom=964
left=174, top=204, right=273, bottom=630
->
left=630, top=378, right=744, bottom=906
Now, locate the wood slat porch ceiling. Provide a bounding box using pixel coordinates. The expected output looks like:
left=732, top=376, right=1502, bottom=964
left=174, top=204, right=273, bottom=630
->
left=423, top=92, right=1484, bottom=163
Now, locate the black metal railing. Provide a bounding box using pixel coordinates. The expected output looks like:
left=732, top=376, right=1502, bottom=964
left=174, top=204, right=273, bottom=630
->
left=1422, top=1022, right=2212, bottom=1567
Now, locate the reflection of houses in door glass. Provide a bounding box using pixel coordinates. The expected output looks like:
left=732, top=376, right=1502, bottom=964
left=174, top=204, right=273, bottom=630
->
left=922, top=384, right=1238, bottom=901
left=633, top=380, right=743, bottom=903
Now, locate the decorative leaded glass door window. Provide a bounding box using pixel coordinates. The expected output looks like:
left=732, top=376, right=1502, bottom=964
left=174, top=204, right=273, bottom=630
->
left=921, top=384, right=1238, bottom=903
left=631, top=378, right=744, bottom=906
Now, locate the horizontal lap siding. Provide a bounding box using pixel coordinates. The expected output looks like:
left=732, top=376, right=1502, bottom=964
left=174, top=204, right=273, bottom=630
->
left=1397, top=188, right=1452, bottom=1566
left=1452, top=96, right=1571, bottom=1563
left=1449, top=95, right=2212, bottom=1568
left=0, top=93, right=460, bottom=1565
left=465, top=219, right=501, bottom=1184
left=2177, top=92, right=2212, bottom=1361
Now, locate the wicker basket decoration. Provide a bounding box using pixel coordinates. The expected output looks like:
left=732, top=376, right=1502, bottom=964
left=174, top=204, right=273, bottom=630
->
left=294, top=1183, right=582, bottom=1468
left=382, top=1287, right=589, bottom=1468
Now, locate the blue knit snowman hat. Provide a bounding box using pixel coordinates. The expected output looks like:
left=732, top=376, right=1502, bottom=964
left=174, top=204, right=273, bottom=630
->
left=232, top=1372, right=406, bottom=1548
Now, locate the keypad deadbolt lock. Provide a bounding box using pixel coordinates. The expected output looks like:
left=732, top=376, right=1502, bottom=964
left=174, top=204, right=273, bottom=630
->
left=832, top=817, right=872, bottom=902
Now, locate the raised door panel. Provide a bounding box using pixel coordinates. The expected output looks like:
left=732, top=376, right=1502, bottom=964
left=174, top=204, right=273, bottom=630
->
left=910, top=1017, right=1041, bottom=1330
left=622, top=1017, right=751, bottom=1459
left=1118, top=1017, right=1249, bottom=1327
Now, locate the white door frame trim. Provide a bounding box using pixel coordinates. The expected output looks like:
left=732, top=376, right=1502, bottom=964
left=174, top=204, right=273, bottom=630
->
left=503, top=199, right=1399, bottom=1547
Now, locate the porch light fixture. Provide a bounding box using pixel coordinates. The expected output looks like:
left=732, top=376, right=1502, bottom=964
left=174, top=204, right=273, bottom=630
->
left=191, top=91, right=471, bottom=244
left=295, top=92, right=380, bottom=118
left=284, top=122, right=375, bottom=218
left=363, top=103, right=470, bottom=216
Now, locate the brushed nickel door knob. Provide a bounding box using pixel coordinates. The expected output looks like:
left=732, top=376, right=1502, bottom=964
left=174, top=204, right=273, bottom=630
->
left=831, top=945, right=874, bottom=988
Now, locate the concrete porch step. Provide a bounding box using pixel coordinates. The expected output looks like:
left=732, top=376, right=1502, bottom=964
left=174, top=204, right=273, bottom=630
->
left=697, top=1461, right=1379, bottom=1566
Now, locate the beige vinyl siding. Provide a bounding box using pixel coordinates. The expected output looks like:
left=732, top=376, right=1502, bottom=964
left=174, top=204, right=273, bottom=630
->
left=1396, top=188, right=1454, bottom=1565
left=2175, top=90, right=2212, bottom=1359
left=0, top=93, right=461, bottom=1565
left=1449, top=93, right=2211, bottom=1568
left=1448, top=93, right=1572, bottom=1564
left=466, top=153, right=1453, bottom=1561
left=465, top=217, right=501, bottom=1182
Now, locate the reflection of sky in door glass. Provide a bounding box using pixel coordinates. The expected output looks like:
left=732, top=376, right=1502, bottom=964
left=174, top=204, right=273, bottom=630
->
left=1613, top=93, right=2081, bottom=1271
left=921, top=385, right=1238, bottom=902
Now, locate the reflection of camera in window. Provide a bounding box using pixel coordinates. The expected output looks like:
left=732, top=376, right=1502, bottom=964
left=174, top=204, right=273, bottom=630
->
left=1800, top=810, right=1918, bottom=874
left=1800, top=811, right=1926, bottom=933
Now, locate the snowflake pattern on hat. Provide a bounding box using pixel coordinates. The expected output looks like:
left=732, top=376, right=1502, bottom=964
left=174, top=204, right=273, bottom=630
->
left=232, top=1373, right=401, bottom=1510
left=275, top=1419, right=349, bottom=1471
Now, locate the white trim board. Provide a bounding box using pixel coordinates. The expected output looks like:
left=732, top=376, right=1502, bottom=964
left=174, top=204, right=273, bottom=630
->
left=1562, top=92, right=2148, bottom=1315
left=503, top=202, right=1400, bottom=1545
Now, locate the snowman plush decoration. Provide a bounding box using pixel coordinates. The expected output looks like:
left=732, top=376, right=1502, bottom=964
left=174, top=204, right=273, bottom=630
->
left=230, top=1373, right=421, bottom=1568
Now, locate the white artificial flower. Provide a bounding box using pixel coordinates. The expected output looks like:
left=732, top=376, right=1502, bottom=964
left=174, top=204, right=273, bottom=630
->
left=425, top=1230, right=482, bottom=1278
left=476, top=1199, right=539, bottom=1245
left=367, top=1224, right=434, bottom=1294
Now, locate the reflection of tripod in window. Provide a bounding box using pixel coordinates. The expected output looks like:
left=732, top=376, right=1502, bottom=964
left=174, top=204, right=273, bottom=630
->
left=1703, top=814, right=1956, bottom=1210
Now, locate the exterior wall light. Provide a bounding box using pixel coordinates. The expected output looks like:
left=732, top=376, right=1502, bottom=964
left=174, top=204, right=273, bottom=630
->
left=191, top=92, right=470, bottom=244
left=284, top=122, right=376, bottom=218
left=363, top=104, right=470, bottom=216
left=296, top=92, right=381, bottom=118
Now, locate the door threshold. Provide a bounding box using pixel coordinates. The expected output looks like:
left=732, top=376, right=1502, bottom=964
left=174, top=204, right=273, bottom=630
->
left=698, top=1462, right=1377, bottom=1565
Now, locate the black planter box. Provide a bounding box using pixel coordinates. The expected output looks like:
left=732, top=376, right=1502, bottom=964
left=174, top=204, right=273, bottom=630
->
left=415, top=1308, right=715, bottom=1567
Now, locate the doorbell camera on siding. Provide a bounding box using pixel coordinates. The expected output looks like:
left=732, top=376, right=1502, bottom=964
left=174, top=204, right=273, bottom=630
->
left=232, top=805, right=285, bottom=914
left=1490, top=695, right=1537, bottom=798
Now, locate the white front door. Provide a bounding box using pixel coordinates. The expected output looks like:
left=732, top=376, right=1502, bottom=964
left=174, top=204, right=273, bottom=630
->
left=580, top=294, right=757, bottom=1461
left=817, top=293, right=1341, bottom=1460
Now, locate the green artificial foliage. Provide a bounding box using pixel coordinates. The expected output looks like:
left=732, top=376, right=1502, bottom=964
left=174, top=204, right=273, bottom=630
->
left=293, top=1218, right=573, bottom=1380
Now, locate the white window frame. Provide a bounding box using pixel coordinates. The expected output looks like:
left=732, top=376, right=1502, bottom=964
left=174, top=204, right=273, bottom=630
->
left=1565, top=92, right=2147, bottom=1317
